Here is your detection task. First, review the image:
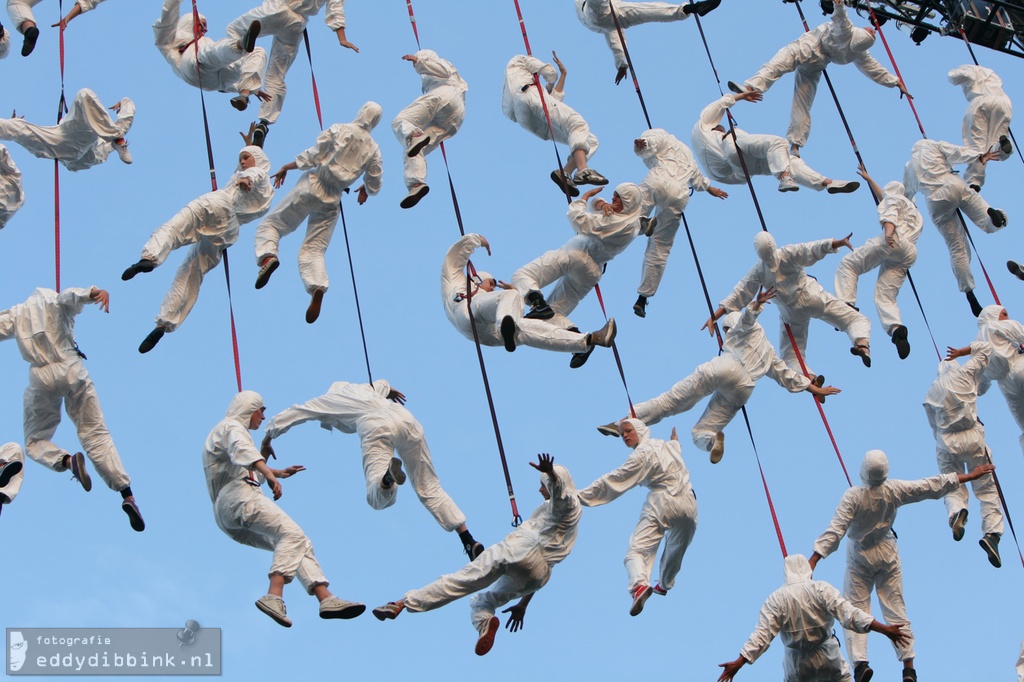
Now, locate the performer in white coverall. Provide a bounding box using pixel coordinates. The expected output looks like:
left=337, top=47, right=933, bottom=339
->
left=924, top=341, right=1004, bottom=565
left=604, top=289, right=839, bottom=460
left=632, top=127, right=727, bottom=317
left=834, top=165, right=922, bottom=360
left=225, top=0, right=356, bottom=131
left=123, top=144, right=273, bottom=353
left=728, top=0, right=908, bottom=153
left=502, top=52, right=608, bottom=197
left=261, top=379, right=485, bottom=560
left=948, top=64, right=1013, bottom=190
left=0, top=88, right=133, bottom=171
left=967, top=306, right=1024, bottom=453
left=441, top=234, right=617, bottom=362
left=809, top=450, right=995, bottom=682
left=578, top=419, right=698, bottom=617
left=371, top=454, right=580, bottom=657
left=717, top=554, right=908, bottom=682
left=574, top=0, right=721, bottom=84
left=0, top=144, right=24, bottom=229
left=903, top=137, right=1007, bottom=315
left=0, top=442, right=25, bottom=516
left=692, top=91, right=858, bottom=193
left=154, top=0, right=267, bottom=111
left=254, top=102, right=383, bottom=323
left=392, top=49, right=467, bottom=209
left=705, top=231, right=872, bottom=374
left=204, top=390, right=365, bottom=627
left=0, top=287, right=143, bottom=531
left=8, top=0, right=107, bottom=56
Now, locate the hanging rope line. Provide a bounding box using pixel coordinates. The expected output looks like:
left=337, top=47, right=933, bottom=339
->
left=984, top=448, right=1024, bottom=568
left=740, top=405, right=789, bottom=557
left=53, top=0, right=67, bottom=291
left=300, top=30, right=374, bottom=384
left=406, top=0, right=521, bottom=526
left=190, top=0, right=243, bottom=392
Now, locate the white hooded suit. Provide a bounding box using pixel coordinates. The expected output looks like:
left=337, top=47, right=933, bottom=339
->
left=574, top=0, right=692, bottom=71
left=0, top=144, right=25, bottom=229
left=0, top=442, right=25, bottom=507
left=975, top=306, right=1024, bottom=451
left=7, top=0, right=106, bottom=31
left=949, top=64, right=1013, bottom=189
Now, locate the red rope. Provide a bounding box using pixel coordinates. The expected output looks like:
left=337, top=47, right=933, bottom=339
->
left=54, top=2, right=66, bottom=291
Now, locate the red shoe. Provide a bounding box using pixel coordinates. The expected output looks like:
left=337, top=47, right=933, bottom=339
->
left=629, top=584, right=653, bottom=616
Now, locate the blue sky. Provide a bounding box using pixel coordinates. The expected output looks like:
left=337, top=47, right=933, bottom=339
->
left=1, top=1, right=1022, bottom=680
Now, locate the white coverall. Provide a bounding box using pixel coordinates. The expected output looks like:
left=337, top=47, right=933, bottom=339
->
left=254, top=102, right=383, bottom=294
left=574, top=0, right=691, bottom=70
left=738, top=554, right=874, bottom=682
left=0, top=442, right=25, bottom=506
left=692, top=95, right=831, bottom=189
left=634, top=128, right=711, bottom=298
left=578, top=418, right=697, bottom=594
left=975, top=306, right=1024, bottom=451
left=741, top=0, right=899, bottom=148
left=634, top=304, right=810, bottom=451
left=403, top=464, right=580, bottom=636
left=392, top=49, right=467, bottom=191
left=834, top=181, right=922, bottom=336
left=0, top=25, right=9, bottom=59
left=204, top=391, right=328, bottom=591
left=512, top=183, right=643, bottom=316
left=0, top=88, right=133, bottom=172
left=949, top=64, right=1013, bottom=189
left=0, top=288, right=130, bottom=492
left=502, top=55, right=598, bottom=161
left=141, top=146, right=273, bottom=332
left=903, top=138, right=1003, bottom=293
left=442, top=235, right=589, bottom=353
left=923, top=342, right=1003, bottom=536
left=1018, top=642, right=1024, bottom=682
left=7, top=0, right=105, bottom=31
left=225, top=0, right=346, bottom=124
left=264, top=380, right=466, bottom=532
left=721, top=232, right=871, bottom=374
left=154, top=0, right=267, bottom=97
left=0, top=144, right=25, bottom=229
left=813, top=450, right=962, bottom=667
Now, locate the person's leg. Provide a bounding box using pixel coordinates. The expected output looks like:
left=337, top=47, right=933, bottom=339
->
left=22, top=369, right=71, bottom=472
left=614, top=1, right=689, bottom=28
left=966, top=439, right=1004, bottom=537
left=936, top=446, right=968, bottom=526
left=624, top=503, right=665, bottom=594
left=254, top=180, right=311, bottom=269
left=6, top=0, right=41, bottom=33
left=874, top=555, right=915, bottom=665
left=71, top=88, right=134, bottom=142
left=655, top=493, right=698, bottom=591
left=744, top=41, right=801, bottom=93
left=928, top=195, right=975, bottom=292
left=514, top=318, right=589, bottom=353
left=258, top=33, right=302, bottom=124
left=874, top=241, right=916, bottom=335
left=0, top=116, right=64, bottom=160
left=394, top=424, right=467, bottom=532
left=511, top=248, right=573, bottom=299
left=155, top=239, right=223, bottom=333
left=816, top=293, right=872, bottom=351
left=787, top=66, right=821, bottom=149
left=297, top=200, right=339, bottom=294
left=403, top=542, right=509, bottom=613
left=633, top=357, right=724, bottom=427
left=843, top=562, right=875, bottom=666
left=691, top=380, right=751, bottom=452
left=360, top=424, right=399, bottom=511
left=787, top=156, right=829, bottom=190
left=546, top=250, right=603, bottom=317
left=834, top=237, right=886, bottom=306
left=958, top=180, right=1004, bottom=234
left=638, top=207, right=682, bottom=299
left=0, top=442, right=25, bottom=505
left=141, top=199, right=214, bottom=266
left=231, top=46, right=268, bottom=96
left=62, top=363, right=131, bottom=492
left=779, top=313, right=814, bottom=375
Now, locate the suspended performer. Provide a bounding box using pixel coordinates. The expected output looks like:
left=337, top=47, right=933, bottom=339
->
left=122, top=141, right=273, bottom=354
left=705, top=231, right=872, bottom=375
left=574, top=0, right=721, bottom=85
left=949, top=64, right=1013, bottom=191
left=154, top=0, right=268, bottom=112
left=717, top=554, right=908, bottom=682
left=692, top=91, right=858, bottom=194
left=392, top=49, right=467, bottom=209
left=833, top=164, right=922, bottom=361
left=371, top=454, right=580, bottom=658
left=261, top=380, right=485, bottom=561
left=441, top=234, right=618, bottom=368
left=204, top=391, right=365, bottom=628
left=578, top=419, right=698, bottom=617
left=0, top=88, right=133, bottom=171
left=8, top=0, right=107, bottom=57
left=923, top=341, right=1004, bottom=567
left=254, top=102, right=383, bottom=324
left=601, top=288, right=839, bottom=461
left=0, top=144, right=24, bottom=230
left=0, top=287, right=144, bottom=531
left=501, top=52, right=608, bottom=197
left=809, top=450, right=994, bottom=682
left=631, top=127, right=728, bottom=318
left=0, top=442, right=25, bottom=517
left=902, top=138, right=1007, bottom=317
left=726, top=0, right=909, bottom=156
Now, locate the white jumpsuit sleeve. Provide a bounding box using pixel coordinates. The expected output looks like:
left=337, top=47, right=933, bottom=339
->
left=853, top=54, right=900, bottom=88
left=324, top=0, right=347, bottom=29
left=153, top=0, right=182, bottom=60
left=0, top=307, right=14, bottom=341
left=889, top=472, right=961, bottom=507
left=813, top=489, right=857, bottom=558
left=361, top=144, right=384, bottom=196
left=76, top=0, right=106, bottom=12
left=414, top=50, right=458, bottom=80
left=225, top=424, right=264, bottom=470
left=719, top=265, right=763, bottom=312
left=57, top=287, right=94, bottom=316
left=294, top=127, right=340, bottom=172
left=698, top=95, right=735, bottom=131
left=782, top=238, right=837, bottom=269
left=765, top=351, right=812, bottom=392
left=737, top=592, right=785, bottom=663
left=577, top=452, right=650, bottom=507
left=265, top=393, right=357, bottom=439
left=440, top=234, right=483, bottom=300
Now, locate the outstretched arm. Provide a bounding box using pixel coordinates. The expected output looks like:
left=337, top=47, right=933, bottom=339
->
left=718, top=656, right=748, bottom=682
left=501, top=591, right=535, bottom=632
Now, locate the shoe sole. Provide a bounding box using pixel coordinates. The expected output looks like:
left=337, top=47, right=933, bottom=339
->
left=72, top=453, right=92, bottom=492
left=524, top=306, right=554, bottom=320
left=574, top=173, right=609, bottom=187
left=851, top=346, right=871, bottom=367
left=951, top=509, right=968, bottom=542
left=139, top=329, right=165, bottom=354
left=891, top=326, right=910, bottom=360
left=1008, top=261, right=1024, bottom=282
left=252, top=126, right=268, bottom=148
left=474, top=617, right=500, bottom=656
left=979, top=537, right=1002, bottom=568
left=988, top=208, right=1007, bottom=229
left=21, top=27, right=38, bottom=57
left=243, top=20, right=261, bottom=53
left=372, top=605, right=400, bottom=621
left=596, top=425, right=620, bottom=437
left=121, top=261, right=155, bottom=281
left=633, top=303, right=646, bottom=318
left=0, top=460, right=23, bottom=488
left=467, top=542, right=485, bottom=561
left=306, top=289, right=325, bottom=324
left=693, top=0, right=721, bottom=16
left=500, top=316, right=517, bottom=352
left=778, top=184, right=799, bottom=193
left=1000, top=136, right=1013, bottom=155
left=122, top=501, right=145, bottom=532
left=569, top=346, right=594, bottom=369
left=231, top=96, right=248, bottom=112
left=255, top=600, right=292, bottom=627
left=629, top=586, right=653, bottom=617
left=727, top=81, right=744, bottom=94
left=827, top=181, right=860, bottom=194
left=400, top=185, right=430, bottom=209
left=855, top=666, right=874, bottom=682
left=406, top=136, right=431, bottom=158
left=550, top=171, right=580, bottom=198
left=389, top=458, right=406, bottom=486
left=710, top=433, right=725, bottom=464
left=255, top=258, right=280, bottom=289
left=320, top=602, right=366, bottom=620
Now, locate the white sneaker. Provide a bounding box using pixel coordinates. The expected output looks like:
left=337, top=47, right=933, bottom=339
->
left=826, top=179, right=860, bottom=194
left=778, top=175, right=798, bottom=192
left=112, top=140, right=132, bottom=165
left=255, top=595, right=292, bottom=627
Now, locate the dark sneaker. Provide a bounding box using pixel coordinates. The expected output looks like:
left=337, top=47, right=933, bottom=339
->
left=305, top=289, right=325, bottom=324
left=569, top=346, right=595, bottom=369
left=850, top=343, right=871, bottom=367
left=121, top=259, right=156, bottom=281
left=550, top=169, right=580, bottom=198
left=372, top=602, right=403, bottom=621
left=255, top=256, right=280, bottom=289
left=979, top=533, right=1002, bottom=568
left=122, top=498, right=145, bottom=532
left=826, top=180, right=860, bottom=194
left=230, top=95, right=249, bottom=112
left=524, top=290, right=554, bottom=320
left=241, top=20, right=261, bottom=53
left=891, top=324, right=910, bottom=359
left=727, top=80, right=745, bottom=94
left=400, top=184, right=430, bottom=209
left=652, top=584, right=668, bottom=596
left=381, top=457, right=406, bottom=488
left=21, top=26, right=39, bottom=57
left=597, top=422, right=621, bottom=437
left=406, top=134, right=431, bottom=158
left=319, top=597, right=365, bottom=620
left=966, top=289, right=983, bottom=317
left=819, top=0, right=835, bottom=14
left=684, top=0, right=721, bottom=15
left=951, top=508, right=968, bottom=541
left=251, top=121, right=269, bottom=148
left=633, top=295, right=647, bottom=318
left=1000, top=134, right=1013, bottom=155
left=139, top=327, right=166, bottom=354
left=1008, top=260, right=1024, bottom=281
left=812, top=374, right=826, bottom=404
left=902, top=669, right=917, bottom=682
left=0, top=459, right=23, bottom=488
left=464, top=541, right=485, bottom=561
left=629, top=584, right=653, bottom=617
left=70, top=452, right=92, bottom=492
left=573, top=168, right=609, bottom=186
left=474, top=616, right=500, bottom=656
left=988, top=207, right=1008, bottom=229
left=500, top=315, right=517, bottom=352
left=639, top=215, right=657, bottom=237
left=587, top=318, right=617, bottom=347
left=854, top=662, right=873, bottom=682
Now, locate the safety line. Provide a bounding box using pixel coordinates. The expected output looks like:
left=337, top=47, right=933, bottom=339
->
left=985, top=449, right=1024, bottom=569
left=191, top=0, right=243, bottom=392
left=407, top=0, right=521, bottom=526
left=300, top=30, right=374, bottom=385
left=955, top=28, right=1024, bottom=166
left=740, top=405, right=788, bottom=558
left=606, top=1, right=653, bottom=129
left=54, top=0, right=67, bottom=291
